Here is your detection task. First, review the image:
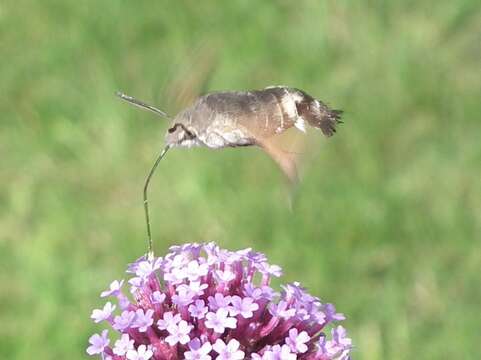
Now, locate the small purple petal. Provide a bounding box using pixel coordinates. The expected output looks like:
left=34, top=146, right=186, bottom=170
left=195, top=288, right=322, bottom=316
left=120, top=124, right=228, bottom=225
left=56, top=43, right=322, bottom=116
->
left=157, top=311, right=182, bottom=330
left=113, top=333, right=135, bottom=356
left=113, top=310, right=136, bottom=331
left=172, top=287, right=196, bottom=307
left=166, top=320, right=193, bottom=346
left=86, top=329, right=109, bottom=355
left=286, top=328, right=310, bottom=354
left=323, top=303, right=346, bottom=322
left=185, top=338, right=212, bottom=360
left=208, top=293, right=231, bottom=311
left=212, top=339, right=244, bottom=360
left=205, top=308, right=237, bottom=334
left=132, top=309, right=154, bottom=332
left=101, top=280, right=124, bottom=298
left=189, top=299, right=208, bottom=319
left=229, top=296, right=259, bottom=318
left=91, top=302, right=116, bottom=323
left=151, top=290, right=166, bottom=304
left=126, top=344, right=153, bottom=360
left=269, top=300, right=296, bottom=319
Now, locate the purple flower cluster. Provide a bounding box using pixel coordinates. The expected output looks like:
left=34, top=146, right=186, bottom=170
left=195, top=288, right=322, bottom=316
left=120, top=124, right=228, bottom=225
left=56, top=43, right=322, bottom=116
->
left=87, top=243, right=352, bottom=359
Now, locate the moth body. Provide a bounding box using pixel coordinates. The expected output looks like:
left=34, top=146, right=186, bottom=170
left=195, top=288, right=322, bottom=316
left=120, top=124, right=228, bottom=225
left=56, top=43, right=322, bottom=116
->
left=165, top=86, right=342, bottom=149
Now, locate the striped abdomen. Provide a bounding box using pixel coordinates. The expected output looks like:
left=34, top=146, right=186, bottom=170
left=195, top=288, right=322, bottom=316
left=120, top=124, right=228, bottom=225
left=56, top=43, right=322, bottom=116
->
left=198, top=86, right=342, bottom=138
left=172, top=86, right=342, bottom=149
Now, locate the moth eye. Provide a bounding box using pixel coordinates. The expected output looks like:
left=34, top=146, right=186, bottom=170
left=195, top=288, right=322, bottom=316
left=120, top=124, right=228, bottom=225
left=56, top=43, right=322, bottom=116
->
left=168, top=127, right=176, bottom=133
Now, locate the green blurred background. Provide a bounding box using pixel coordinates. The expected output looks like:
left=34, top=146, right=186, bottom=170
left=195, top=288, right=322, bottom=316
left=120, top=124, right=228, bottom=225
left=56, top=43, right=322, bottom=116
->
left=1, top=0, right=480, bottom=359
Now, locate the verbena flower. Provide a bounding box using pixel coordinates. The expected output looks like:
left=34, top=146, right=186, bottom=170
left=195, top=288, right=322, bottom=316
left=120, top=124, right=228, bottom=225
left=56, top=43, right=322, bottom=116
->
left=87, top=242, right=352, bottom=359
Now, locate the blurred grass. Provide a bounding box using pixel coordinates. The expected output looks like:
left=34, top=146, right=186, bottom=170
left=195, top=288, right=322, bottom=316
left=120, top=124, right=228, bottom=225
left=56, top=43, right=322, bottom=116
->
left=1, top=0, right=481, bottom=359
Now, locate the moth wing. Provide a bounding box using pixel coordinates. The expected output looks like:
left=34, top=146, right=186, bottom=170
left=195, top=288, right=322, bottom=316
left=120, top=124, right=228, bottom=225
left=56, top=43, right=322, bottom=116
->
left=167, top=42, right=219, bottom=111
left=255, top=136, right=300, bottom=186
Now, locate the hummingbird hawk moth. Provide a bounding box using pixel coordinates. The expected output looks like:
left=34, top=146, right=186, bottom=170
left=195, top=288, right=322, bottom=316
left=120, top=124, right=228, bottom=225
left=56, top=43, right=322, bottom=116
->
left=117, top=86, right=342, bottom=253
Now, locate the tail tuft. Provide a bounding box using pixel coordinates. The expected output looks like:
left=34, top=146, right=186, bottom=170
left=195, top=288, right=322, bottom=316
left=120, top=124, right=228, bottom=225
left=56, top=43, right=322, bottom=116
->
left=292, top=89, right=343, bottom=137
left=317, top=107, right=343, bottom=137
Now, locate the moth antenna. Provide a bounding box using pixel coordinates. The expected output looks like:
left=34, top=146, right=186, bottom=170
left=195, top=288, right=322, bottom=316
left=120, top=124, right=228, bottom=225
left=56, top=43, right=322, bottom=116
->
left=143, top=145, right=171, bottom=258
left=116, top=91, right=171, bottom=119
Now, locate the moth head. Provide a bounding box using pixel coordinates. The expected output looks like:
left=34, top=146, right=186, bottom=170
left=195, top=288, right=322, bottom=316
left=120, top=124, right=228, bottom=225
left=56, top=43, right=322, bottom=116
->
left=165, top=122, right=198, bottom=148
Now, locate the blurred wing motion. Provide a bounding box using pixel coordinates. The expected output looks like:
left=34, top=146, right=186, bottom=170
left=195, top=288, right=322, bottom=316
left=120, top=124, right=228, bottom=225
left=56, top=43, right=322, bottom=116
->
left=257, top=136, right=300, bottom=184
left=166, top=41, right=220, bottom=111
